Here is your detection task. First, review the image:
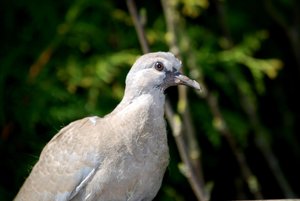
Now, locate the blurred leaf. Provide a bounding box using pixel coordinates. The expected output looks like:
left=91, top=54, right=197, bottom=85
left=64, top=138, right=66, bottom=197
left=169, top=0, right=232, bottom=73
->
left=180, top=0, right=209, bottom=18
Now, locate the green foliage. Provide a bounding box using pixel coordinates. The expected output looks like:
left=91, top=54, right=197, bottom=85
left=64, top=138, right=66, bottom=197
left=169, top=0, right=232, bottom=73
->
left=1, top=0, right=300, bottom=200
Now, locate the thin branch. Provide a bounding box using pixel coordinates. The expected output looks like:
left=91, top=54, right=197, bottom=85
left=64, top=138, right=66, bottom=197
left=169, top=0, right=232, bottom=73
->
left=126, top=0, right=150, bottom=53
left=127, top=0, right=207, bottom=200
left=161, top=0, right=262, bottom=198
left=165, top=100, right=207, bottom=201
left=161, top=0, right=207, bottom=200
left=240, top=89, right=297, bottom=198
left=205, top=91, right=263, bottom=199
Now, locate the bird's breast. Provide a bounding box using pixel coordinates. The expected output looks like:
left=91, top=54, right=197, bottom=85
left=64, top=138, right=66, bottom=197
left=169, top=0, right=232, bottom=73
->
left=82, top=94, right=169, bottom=200
left=113, top=93, right=168, bottom=156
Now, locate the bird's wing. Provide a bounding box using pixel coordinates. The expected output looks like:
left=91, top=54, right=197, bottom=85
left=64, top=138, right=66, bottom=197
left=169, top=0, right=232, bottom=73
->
left=15, top=116, right=105, bottom=201
left=68, top=168, right=96, bottom=200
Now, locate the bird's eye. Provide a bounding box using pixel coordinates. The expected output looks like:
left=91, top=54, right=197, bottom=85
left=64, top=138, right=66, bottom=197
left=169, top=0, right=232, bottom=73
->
left=154, top=62, right=164, bottom=71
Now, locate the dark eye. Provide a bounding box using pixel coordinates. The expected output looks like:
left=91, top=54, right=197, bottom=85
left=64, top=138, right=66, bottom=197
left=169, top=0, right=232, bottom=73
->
left=154, top=62, right=164, bottom=71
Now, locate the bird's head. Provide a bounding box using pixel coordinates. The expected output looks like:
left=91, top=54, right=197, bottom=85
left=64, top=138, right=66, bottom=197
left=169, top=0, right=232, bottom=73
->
left=125, top=52, right=200, bottom=96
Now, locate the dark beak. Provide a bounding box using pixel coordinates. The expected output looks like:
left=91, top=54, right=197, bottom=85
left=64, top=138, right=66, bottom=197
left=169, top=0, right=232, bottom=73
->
left=173, top=71, right=201, bottom=90
left=163, top=70, right=201, bottom=91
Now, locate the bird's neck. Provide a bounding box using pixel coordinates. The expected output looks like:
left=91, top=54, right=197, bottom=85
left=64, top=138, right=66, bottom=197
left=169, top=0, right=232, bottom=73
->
left=108, top=89, right=165, bottom=117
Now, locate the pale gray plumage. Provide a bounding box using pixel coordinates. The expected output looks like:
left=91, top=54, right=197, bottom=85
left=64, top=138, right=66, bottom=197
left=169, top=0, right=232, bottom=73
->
left=15, top=52, right=200, bottom=201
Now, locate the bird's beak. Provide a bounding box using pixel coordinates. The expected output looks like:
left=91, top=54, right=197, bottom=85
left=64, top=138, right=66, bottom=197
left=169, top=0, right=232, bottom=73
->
left=173, top=71, right=201, bottom=90
left=163, top=70, right=201, bottom=91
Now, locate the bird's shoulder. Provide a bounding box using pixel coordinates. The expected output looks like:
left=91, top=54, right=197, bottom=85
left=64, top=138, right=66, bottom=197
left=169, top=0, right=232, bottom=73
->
left=43, top=116, right=106, bottom=151
left=37, top=116, right=108, bottom=173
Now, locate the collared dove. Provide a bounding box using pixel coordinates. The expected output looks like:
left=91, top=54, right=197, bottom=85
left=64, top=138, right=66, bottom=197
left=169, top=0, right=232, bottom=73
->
left=15, top=52, right=200, bottom=201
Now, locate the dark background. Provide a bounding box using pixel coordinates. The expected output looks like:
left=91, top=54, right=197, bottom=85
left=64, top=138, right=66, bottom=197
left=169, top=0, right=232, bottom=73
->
left=1, top=0, right=300, bottom=200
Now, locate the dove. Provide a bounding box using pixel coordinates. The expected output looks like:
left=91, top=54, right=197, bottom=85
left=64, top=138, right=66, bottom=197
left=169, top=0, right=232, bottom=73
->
left=15, top=52, right=200, bottom=201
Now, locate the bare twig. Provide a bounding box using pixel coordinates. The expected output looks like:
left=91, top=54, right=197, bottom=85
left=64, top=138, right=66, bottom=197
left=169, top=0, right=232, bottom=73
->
left=206, top=91, right=263, bottom=199
left=126, top=0, right=150, bottom=53
left=162, top=0, right=262, bottom=198
left=159, top=0, right=264, bottom=198
left=165, top=100, right=207, bottom=201
left=240, top=89, right=297, bottom=198
left=126, top=0, right=207, bottom=200
left=161, top=0, right=207, bottom=200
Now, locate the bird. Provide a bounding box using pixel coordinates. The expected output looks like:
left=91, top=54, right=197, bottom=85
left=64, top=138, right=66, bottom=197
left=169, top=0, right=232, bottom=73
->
left=14, top=52, right=200, bottom=201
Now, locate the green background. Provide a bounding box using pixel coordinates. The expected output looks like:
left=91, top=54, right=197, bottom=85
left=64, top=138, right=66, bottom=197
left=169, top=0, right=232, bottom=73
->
left=1, top=0, right=300, bottom=200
